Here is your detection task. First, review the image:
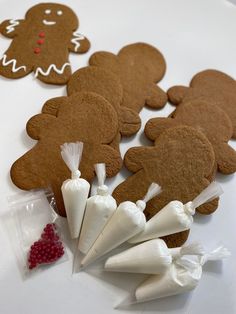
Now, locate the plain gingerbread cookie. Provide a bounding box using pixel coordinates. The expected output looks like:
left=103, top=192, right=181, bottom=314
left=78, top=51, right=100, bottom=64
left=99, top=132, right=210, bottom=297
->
left=113, top=126, right=217, bottom=248
left=168, top=69, right=236, bottom=138
left=145, top=100, right=236, bottom=175
left=11, top=92, right=122, bottom=216
left=0, top=3, right=90, bottom=84
left=89, top=42, right=167, bottom=113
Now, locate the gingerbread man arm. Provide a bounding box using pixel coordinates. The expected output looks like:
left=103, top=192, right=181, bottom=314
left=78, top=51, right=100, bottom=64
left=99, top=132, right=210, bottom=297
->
left=10, top=144, right=49, bottom=191
left=42, top=96, right=69, bottom=116
left=119, top=107, right=141, bottom=136
left=145, top=117, right=178, bottom=141
left=146, top=83, right=168, bottom=109
left=69, top=32, right=90, bottom=53
left=26, top=114, right=57, bottom=140
left=97, top=145, right=123, bottom=177
left=124, top=146, right=158, bottom=172
left=0, top=19, right=23, bottom=38
left=167, top=86, right=189, bottom=105
left=215, top=143, right=236, bottom=174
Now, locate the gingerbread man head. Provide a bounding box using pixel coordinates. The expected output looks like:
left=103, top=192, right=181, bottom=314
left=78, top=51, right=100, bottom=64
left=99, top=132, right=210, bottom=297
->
left=168, top=69, right=236, bottom=138
left=25, top=3, right=78, bottom=30
left=89, top=42, right=167, bottom=113
left=113, top=126, right=217, bottom=248
left=145, top=100, right=236, bottom=175
left=11, top=92, right=122, bottom=216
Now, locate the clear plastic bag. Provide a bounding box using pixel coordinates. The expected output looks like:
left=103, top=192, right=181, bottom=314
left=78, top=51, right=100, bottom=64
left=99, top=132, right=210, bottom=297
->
left=4, top=189, right=68, bottom=279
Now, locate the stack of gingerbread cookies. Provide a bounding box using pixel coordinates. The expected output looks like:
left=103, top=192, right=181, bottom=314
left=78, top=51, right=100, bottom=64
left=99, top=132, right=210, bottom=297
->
left=10, top=42, right=168, bottom=217
left=113, top=69, right=236, bottom=247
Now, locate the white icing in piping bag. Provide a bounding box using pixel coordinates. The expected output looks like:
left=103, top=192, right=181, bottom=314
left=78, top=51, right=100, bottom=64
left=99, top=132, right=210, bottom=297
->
left=61, top=142, right=90, bottom=239
left=116, top=245, right=230, bottom=307
left=129, top=182, right=223, bottom=244
left=78, top=163, right=117, bottom=254
left=80, top=183, right=161, bottom=268
left=105, top=239, right=204, bottom=274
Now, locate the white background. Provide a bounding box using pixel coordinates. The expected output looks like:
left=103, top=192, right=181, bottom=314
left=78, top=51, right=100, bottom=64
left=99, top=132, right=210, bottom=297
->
left=0, top=0, right=236, bottom=313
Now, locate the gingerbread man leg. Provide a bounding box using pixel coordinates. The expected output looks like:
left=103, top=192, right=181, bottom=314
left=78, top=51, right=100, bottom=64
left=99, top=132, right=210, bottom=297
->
left=0, top=47, right=33, bottom=79
left=34, top=56, right=72, bottom=85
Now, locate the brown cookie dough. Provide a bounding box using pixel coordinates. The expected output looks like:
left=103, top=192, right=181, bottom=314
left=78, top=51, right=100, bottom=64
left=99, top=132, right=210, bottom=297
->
left=89, top=42, right=167, bottom=113
left=145, top=100, right=236, bottom=174
left=67, top=66, right=141, bottom=149
left=168, top=69, right=236, bottom=138
left=11, top=92, right=122, bottom=216
left=0, top=3, right=90, bottom=84
left=113, top=126, right=217, bottom=248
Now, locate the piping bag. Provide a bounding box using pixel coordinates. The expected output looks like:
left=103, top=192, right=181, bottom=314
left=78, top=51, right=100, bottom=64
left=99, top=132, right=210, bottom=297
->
left=61, top=142, right=90, bottom=239
left=80, top=183, right=161, bottom=268
left=116, top=246, right=230, bottom=307
left=104, top=239, right=204, bottom=274
left=79, top=163, right=117, bottom=254
left=129, top=182, right=223, bottom=244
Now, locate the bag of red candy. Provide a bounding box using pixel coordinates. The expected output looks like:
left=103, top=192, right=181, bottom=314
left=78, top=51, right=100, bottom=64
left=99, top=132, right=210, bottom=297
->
left=5, top=189, right=68, bottom=279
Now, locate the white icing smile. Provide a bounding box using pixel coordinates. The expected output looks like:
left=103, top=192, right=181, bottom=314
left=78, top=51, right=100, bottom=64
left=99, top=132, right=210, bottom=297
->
left=43, top=19, right=56, bottom=25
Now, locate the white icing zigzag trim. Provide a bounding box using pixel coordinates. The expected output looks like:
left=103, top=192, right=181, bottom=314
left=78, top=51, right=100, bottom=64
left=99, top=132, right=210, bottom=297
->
left=6, top=19, right=20, bottom=33
left=71, top=32, right=85, bottom=52
left=34, top=62, right=70, bottom=77
left=1, top=54, right=26, bottom=72
left=43, top=19, right=56, bottom=25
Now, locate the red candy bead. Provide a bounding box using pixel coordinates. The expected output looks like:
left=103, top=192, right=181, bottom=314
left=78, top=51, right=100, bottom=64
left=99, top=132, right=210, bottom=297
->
left=34, top=47, right=41, bottom=54
left=37, top=39, right=44, bottom=45
left=38, top=31, right=45, bottom=38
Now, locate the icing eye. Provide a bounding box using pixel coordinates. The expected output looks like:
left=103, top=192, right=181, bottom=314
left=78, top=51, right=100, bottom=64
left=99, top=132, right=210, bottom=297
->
left=57, top=10, right=63, bottom=16
left=45, top=9, right=51, bottom=14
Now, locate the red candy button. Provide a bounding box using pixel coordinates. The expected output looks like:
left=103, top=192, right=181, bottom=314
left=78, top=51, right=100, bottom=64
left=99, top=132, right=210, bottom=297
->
left=38, top=31, right=45, bottom=38
left=34, top=47, right=41, bottom=54
left=37, top=39, right=44, bottom=45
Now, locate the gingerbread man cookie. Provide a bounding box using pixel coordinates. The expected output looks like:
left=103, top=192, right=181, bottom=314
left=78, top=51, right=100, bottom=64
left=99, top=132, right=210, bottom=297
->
left=113, top=126, right=217, bottom=248
left=11, top=92, right=122, bottom=216
left=145, top=100, right=236, bottom=175
left=0, top=3, right=90, bottom=84
left=67, top=66, right=141, bottom=150
left=168, top=69, right=236, bottom=138
left=89, top=42, right=167, bottom=113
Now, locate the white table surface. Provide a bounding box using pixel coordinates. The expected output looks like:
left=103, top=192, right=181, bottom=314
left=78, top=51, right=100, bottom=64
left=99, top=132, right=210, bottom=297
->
left=0, top=0, right=236, bottom=313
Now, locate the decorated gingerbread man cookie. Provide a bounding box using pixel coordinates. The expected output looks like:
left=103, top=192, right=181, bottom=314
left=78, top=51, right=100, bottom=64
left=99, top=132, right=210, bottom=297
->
left=89, top=42, right=167, bottom=113
left=113, top=126, right=217, bottom=248
left=168, top=69, right=236, bottom=138
left=145, top=100, right=236, bottom=175
left=0, top=3, right=90, bottom=84
left=11, top=92, right=122, bottom=216
left=67, top=66, right=141, bottom=150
